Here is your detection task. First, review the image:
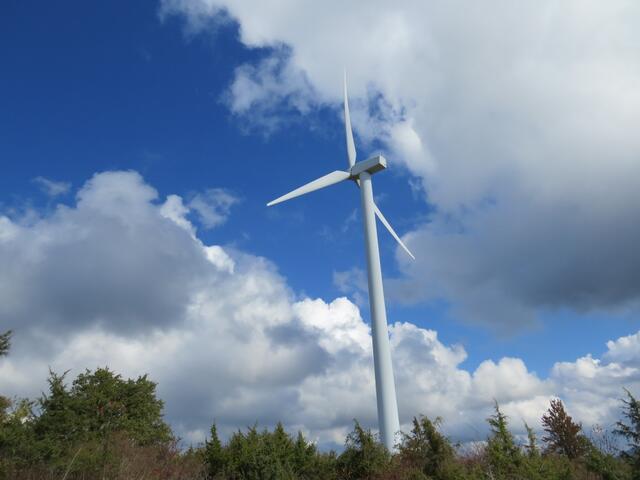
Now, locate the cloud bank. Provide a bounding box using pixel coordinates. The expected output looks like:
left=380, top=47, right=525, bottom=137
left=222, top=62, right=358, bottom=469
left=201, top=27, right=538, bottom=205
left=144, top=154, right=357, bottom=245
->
left=162, top=0, right=640, bottom=328
left=0, top=171, right=638, bottom=447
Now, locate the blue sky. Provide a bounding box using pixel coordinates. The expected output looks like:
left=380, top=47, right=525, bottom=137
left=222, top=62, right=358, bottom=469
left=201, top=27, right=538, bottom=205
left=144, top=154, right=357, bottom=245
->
left=2, top=0, right=640, bottom=446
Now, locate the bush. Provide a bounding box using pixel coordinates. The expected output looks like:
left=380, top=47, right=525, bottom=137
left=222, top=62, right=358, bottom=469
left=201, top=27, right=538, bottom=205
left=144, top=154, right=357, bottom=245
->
left=205, top=422, right=336, bottom=480
left=2, top=332, right=639, bottom=480
left=542, top=398, right=589, bottom=460
left=336, top=420, right=390, bottom=480
left=398, top=416, right=464, bottom=480
left=485, top=402, right=521, bottom=478
left=615, top=389, right=640, bottom=479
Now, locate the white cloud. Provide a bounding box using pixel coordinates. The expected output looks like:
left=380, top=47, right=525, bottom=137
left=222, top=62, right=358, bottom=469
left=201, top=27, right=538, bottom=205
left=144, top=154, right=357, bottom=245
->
left=33, top=176, right=71, bottom=197
left=0, top=216, right=19, bottom=243
left=160, top=194, right=195, bottom=234
left=605, top=331, right=640, bottom=365
left=333, top=267, right=367, bottom=307
left=0, top=170, right=638, bottom=448
left=225, top=53, right=319, bottom=133
left=188, top=188, right=239, bottom=229
left=162, top=0, right=640, bottom=327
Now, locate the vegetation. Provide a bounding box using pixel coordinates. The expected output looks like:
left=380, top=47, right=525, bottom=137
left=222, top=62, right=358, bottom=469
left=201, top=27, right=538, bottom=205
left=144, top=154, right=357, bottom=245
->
left=541, top=398, right=588, bottom=460
left=615, top=389, right=640, bottom=479
left=0, top=330, right=10, bottom=358
left=0, top=331, right=638, bottom=479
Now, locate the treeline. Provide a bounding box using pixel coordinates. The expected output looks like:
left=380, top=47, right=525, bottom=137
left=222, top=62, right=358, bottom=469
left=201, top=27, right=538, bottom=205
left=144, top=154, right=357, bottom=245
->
left=1, top=329, right=639, bottom=479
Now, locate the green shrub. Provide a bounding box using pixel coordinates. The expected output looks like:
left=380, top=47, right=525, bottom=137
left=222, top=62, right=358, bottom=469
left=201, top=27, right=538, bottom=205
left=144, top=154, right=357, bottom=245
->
left=337, top=420, right=390, bottom=480
left=615, top=389, right=640, bottom=479
left=399, top=416, right=465, bottom=480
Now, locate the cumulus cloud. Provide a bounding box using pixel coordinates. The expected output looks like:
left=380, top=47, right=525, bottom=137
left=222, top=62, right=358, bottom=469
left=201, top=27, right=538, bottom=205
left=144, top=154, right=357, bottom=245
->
left=162, top=0, right=640, bottom=327
left=0, top=170, right=638, bottom=447
left=0, top=171, right=210, bottom=335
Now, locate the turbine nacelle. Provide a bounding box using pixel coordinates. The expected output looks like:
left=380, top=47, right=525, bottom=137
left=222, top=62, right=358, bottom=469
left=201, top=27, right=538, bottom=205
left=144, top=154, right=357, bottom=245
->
left=350, top=155, right=387, bottom=178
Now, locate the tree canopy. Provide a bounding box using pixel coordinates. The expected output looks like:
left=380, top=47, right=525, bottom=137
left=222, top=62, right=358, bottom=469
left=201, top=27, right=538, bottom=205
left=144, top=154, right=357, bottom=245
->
left=0, top=331, right=638, bottom=479
left=541, top=398, right=588, bottom=459
left=615, top=389, right=640, bottom=479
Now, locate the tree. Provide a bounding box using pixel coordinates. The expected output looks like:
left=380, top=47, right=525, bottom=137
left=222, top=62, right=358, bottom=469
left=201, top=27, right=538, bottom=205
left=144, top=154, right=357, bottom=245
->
left=337, top=420, right=390, bottom=480
left=541, top=398, right=588, bottom=459
left=33, top=370, right=77, bottom=462
left=69, top=367, right=172, bottom=445
left=222, top=423, right=295, bottom=479
left=0, top=331, right=12, bottom=422
left=614, top=389, right=640, bottom=478
left=524, top=422, right=539, bottom=458
left=0, top=331, right=10, bottom=357
left=486, top=402, right=521, bottom=478
left=292, top=430, right=333, bottom=479
left=399, top=416, right=462, bottom=479
left=32, top=366, right=173, bottom=476
left=204, top=423, right=225, bottom=479
left=0, top=333, right=39, bottom=475
left=36, top=368, right=171, bottom=446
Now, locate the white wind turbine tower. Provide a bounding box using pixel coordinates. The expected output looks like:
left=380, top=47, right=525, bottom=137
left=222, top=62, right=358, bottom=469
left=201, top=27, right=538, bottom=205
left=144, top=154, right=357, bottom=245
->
left=267, top=73, right=414, bottom=452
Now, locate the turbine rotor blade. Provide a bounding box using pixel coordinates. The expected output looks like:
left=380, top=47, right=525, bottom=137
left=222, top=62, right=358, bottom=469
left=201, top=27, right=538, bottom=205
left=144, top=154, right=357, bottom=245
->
left=373, top=203, right=415, bottom=260
left=344, top=71, right=357, bottom=168
left=267, top=170, right=351, bottom=207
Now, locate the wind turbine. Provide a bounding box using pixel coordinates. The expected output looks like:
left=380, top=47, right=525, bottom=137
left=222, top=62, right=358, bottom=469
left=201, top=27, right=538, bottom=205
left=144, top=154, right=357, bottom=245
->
left=267, top=73, right=414, bottom=451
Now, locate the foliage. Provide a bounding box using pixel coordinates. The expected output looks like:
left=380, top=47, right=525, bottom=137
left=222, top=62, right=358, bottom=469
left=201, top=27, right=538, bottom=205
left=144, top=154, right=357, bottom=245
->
left=398, top=416, right=464, bottom=479
left=0, top=365, right=174, bottom=478
left=485, top=401, right=521, bottom=478
left=205, top=422, right=336, bottom=480
left=542, top=398, right=589, bottom=459
left=204, top=423, right=226, bottom=478
left=0, top=333, right=637, bottom=480
left=0, top=331, right=10, bottom=358
left=0, top=331, right=11, bottom=428
left=614, top=389, right=640, bottom=478
left=584, top=444, right=633, bottom=480
left=31, top=366, right=172, bottom=470
left=336, top=420, right=390, bottom=480
left=524, top=422, right=539, bottom=458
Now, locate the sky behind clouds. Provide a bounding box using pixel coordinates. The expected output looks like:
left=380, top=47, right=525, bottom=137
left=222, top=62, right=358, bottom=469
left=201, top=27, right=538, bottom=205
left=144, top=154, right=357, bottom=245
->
left=1, top=0, right=640, bottom=448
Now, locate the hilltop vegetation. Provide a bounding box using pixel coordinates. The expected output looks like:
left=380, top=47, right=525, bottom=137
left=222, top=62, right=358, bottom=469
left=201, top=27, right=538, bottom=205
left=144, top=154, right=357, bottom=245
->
left=1, top=329, right=639, bottom=479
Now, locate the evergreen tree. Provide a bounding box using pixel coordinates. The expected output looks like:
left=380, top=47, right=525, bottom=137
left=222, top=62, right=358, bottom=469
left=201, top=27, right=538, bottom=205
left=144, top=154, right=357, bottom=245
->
left=486, top=402, right=521, bottom=478
left=204, top=423, right=225, bottom=479
left=524, top=422, right=539, bottom=458
left=223, top=424, right=292, bottom=479
left=291, top=431, right=315, bottom=478
left=0, top=331, right=10, bottom=357
left=337, top=420, right=390, bottom=480
left=31, top=366, right=173, bottom=475
left=33, top=370, right=78, bottom=462
left=541, top=398, right=588, bottom=459
left=0, top=331, right=12, bottom=422
left=614, top=389, right=640, bottom=478
left=69, top=367, right=172, bottom=445
left=399, top=416, right=462, bottom=479
left=36, top=368, right=171, bottom=447
left=269, top=422, right=295, bottom=470
left=0, top=331, right=39, bottom=476
left=520, top=422, right=560, bottom=480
